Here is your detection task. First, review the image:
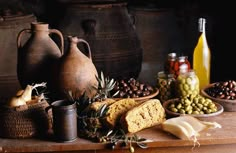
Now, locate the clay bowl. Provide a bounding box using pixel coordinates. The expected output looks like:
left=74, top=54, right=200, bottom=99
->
left=113, top=88, right=159, bottom=102
left=163, top=98, right=224, bottom=118
left=201, top=83, right=236, bottom=112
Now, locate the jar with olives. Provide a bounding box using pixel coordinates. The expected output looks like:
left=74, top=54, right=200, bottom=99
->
left=176, top=69, right=199, bottom=98
left=157, top=71, right=176, bottom=103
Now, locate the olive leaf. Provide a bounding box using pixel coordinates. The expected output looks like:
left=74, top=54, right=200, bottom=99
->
left=137, top=142, right=148, bottom=149
left=93, top=71, right=117, bottom=101
left=102, top=128, right=148, bottom=152
left=97, top=104, right=109, bottom=117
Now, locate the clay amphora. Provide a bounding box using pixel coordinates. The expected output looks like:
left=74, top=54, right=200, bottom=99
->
left=128, top=6, right=185, bottom=86
left=55, top=36, right=98, bottom=99
left=55, top=2, right=143, bottom=80
left=17, top=22, right=64, bottom=89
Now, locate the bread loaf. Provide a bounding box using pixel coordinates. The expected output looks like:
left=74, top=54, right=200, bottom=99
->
left=103, top=98, right=139, bottom=129
left=89, top=98, right=116, bottom=112
left=120, top=99, right=166, bottom=133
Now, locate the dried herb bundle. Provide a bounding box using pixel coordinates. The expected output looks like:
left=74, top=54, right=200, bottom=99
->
left=77, top=104, right=109, bottom=141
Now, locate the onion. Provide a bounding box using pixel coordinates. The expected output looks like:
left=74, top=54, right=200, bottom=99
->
left=8, top=96, right=27, bottom=107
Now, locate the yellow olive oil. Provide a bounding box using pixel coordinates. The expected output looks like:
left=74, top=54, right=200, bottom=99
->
left=193, top=18, right=211, bottom=89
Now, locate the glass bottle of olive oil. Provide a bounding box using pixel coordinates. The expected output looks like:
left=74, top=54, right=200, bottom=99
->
left=193, top=18, right=211, bottom=89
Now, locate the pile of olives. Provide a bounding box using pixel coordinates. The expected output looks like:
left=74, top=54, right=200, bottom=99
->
left=111, top=78, right=154, bottom=98
left=205, top=80, right=236, bottom=100
left=168, top=95, right=218, bottom=115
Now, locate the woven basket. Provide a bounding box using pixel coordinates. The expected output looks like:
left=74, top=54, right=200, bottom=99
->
left=0, top=100, right=52, bottom=139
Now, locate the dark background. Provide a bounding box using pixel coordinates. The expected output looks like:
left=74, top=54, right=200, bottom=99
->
left=0, top=0, right=235, bottom=82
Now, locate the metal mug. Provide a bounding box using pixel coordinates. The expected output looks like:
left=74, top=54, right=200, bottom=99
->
left=46, top=99, right=77, bottom=142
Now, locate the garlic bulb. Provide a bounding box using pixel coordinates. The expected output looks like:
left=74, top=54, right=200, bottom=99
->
left=7, top=82, right=47, bottom=108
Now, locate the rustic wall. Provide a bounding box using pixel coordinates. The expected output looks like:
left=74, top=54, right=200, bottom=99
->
left=0, top=0, right=235, bottom=82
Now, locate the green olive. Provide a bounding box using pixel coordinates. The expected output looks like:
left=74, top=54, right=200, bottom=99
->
left=205, top=98, right=212, bottom=103
left=179, top=109, right=186, bottom=114
left=171, top=107, right=178, bottom=113
left=184, top=99, right=191, bottom=105
left=193, top=98, right=199, bottom=104
left=177, top=103, right=182, bottom=109
left=192, top=111, right=200, bottom=114
left=183, top=84, right=189, bottom=91
left=197, top=103, right=203, bottom=109
left=186, top=77, right=192, bottom=84
left=198, top=97, right=205, bottom=104
left=180, top=78, right=185, bottom=84
left=187, top=110, right=193, bottom=114
left=205, top=109, right=212, bottom=114
left=211, top=108, right=217, bottom=112
left=200, top=111, right=204, bottom=114
left=190, top=85, right=195, bottom=91
left=185, top=105, right=191, bottom=111
left=208, top=103, right=216, bottom=109
left=169, top=103, right=175, bottom=108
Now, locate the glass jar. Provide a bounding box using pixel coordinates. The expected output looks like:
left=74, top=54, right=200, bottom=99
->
left=164, top=52, right=177, bottom=74
left=173, top=56, right=191, bottom=78
left=176, top=69, right=199, bottom=98
left=157, top=71, right=176, bottom=103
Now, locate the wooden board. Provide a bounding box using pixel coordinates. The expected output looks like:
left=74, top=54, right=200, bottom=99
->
left=0, top=112, right=236, bottom=153
left=0, top=75, right=236, bottom=153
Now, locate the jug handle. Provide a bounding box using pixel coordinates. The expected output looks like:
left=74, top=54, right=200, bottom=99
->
left=17, top=29, right=31, bottom=49
left=77, top=38, right=92, bottom=60
left=49, top=29, right=64, bottom=55
left=17, top=28, right=64, bottom=56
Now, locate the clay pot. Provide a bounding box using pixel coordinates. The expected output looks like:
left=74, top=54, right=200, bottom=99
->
left=128, top=6, right=185, bottom=86
left=54, top=2, right=142, bottom=80
left=55, top=36, right=98, bottom=99
left=17, top=22, right=64, bottom=89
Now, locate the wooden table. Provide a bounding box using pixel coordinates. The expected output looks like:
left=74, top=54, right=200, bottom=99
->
left=1, top=75, right=236, bottom=153
left=0, top=111, right=236, bottom=153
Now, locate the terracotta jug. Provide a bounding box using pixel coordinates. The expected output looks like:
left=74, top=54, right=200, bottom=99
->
left=55, top=36, right=98, bottom=99
left=17, top=22, right=64, bottom=89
